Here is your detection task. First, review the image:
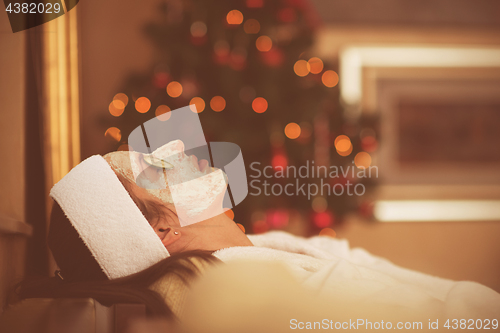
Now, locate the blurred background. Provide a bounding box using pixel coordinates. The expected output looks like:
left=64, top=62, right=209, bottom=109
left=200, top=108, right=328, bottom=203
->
left=1, top=0, right=500, bottom=311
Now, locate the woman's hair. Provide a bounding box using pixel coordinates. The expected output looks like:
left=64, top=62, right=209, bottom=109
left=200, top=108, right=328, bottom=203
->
left=13, top=173, right=218, bottom=318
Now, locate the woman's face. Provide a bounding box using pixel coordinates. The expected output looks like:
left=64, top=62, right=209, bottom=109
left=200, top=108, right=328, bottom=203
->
left=104, top=140, right=228, bottom=226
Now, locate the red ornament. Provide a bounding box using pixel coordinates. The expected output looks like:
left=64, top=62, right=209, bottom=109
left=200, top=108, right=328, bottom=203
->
left=312, top=211, right=334, bottom=228
left=260, top=47, right=285, bottom=67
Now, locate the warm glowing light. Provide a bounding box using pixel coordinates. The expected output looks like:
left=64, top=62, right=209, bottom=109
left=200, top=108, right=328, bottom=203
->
left=284, top=122, right=301, bottom=139
left=337, top=146, right=353, bottom=156
left=308, top=57, right=324, bottom=74
left=293, top=60, right=310, bottom=77
left=335, top=137, right=351, bottom=152
left=243, top=19, right=260, bottom=34
left=252, top=220, right=269, bottom=234
left=189, top=97, right=205, bottom=113
left=252, top=97, right=268, bottom=113
left=112, top=99, right=125, bottom=109
left=319, top=228, right=336, bottom=238
left=210, top=96, right=226, bottom=112
left=105, top=127, right=121, bottom=142
left=256, top=36, right=272, bottom=52
left=155, top=105, right=171, bottom=121
left=166, top=81, right=183, bottom=98
left=313, top=211, right=333, bottom=228
left=135, top=97, right=151, bottom=113
left=113, top=93, right=129, bottom=107
left=225, top=209, right=235, bottom=220
left=322, top=70, right=339, bottom=88
left=236, top=223, right=245, bottom=233
left=354, top=152, right=372, bottom=169
left=226, top=10, right=243, bottom=25
left=109, top=102, right=124, bottom=117
left=312, top=197, right=327, bottom=213
left=190, top=21, right=207, bottom=37
left=272, top=154, right=288, bottom=170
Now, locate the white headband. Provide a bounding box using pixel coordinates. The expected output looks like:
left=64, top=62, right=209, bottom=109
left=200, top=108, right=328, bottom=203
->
left=50, top=155, right=169, bottom=279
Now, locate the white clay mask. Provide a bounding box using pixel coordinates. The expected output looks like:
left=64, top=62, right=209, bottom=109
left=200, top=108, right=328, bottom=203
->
left=131, top=140, right=228, bottom=227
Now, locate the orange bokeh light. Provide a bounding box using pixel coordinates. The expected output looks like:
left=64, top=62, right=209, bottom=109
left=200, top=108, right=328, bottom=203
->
left=155, top=105, right=171, bottom=121
left=226, top=10, right=244, bottom=25
left=108, top=101, right=124, bottom=117
left=308, top=57, right=324, bottom=74
left=189, top=97, right=205, bottom=113
left=252, top=97, right=268, bottom=113
left=244, top=19, right=260, bottom=34
left=225, top=209, right=235, bottom=220
left=319, top=228, right=336, bottom=238
left=113, top=93, right=129, bottom=107
left=284, top=122, right=301, bottom=139
left=135, top=97, right=151, bottom=113
left=322, top=70, right=339, bottom=88
left=293, top=60, right=310, bottom=77
left=354, top=152, right=372, bottom=169
left=166, top=81, right=183, bottom=98
left=105, top=127, right=121, bottom=142
left=117, top=143, right=131, bottom=152
left=210, top=96, right=226, bottom=112
left=256, top=36, right=272, bottom=52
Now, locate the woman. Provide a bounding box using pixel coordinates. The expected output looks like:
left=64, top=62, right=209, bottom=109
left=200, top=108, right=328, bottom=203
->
left=12, top=143, right=500, bottom=324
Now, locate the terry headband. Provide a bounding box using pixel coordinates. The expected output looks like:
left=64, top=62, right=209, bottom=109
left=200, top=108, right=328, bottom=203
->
left=50, top=155, right=169, bottom=279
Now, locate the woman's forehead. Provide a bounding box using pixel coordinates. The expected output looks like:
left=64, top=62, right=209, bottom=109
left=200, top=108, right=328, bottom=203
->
left=103, top=151, right=175, bottom=204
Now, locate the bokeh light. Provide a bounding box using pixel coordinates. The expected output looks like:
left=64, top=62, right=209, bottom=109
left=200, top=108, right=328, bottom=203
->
left=190, top=21, right=207, bottom=37
left=284, top=122, right=301, bottom=139
left=293, top=60, right=310, bottom=77
left=319, top=228, right=336, bottom=238
left=256, top=36, right=272, bottom=52
left=166, top=81, right=183, bottom=98
left=225, top=209, right=235, bottom=220
left=226, top=10, right=243, bottom=25
left=322, top=70, right=339, bottom=88
left=244, top=19, right=260, bottom=34
left=108, top=101, right=124, bottom=117
left=236, top=223, right=245, bottom=233
left=252, top=97, right=268, bottom=113
left=313, top=211, right=333, bottom=228
left=354, top=152, right=372, bottom=169
left=113, top=93, right=129, bottom=107
left=252, top=220, right=269, bottom=234
left=189, top=97, right=205, bottom=113
left=335, top=135, right=353, bottom=156
left=312, top=197, right=328, bottom=213
left=308, top=57, right=324, bottom=74
left=105, top=127, right=121, bottom=142
left=135, top=97, right=151, bottom=113
left=155, top=105, right=171, bottom=121
left=210, top=96, right=226, bottom=112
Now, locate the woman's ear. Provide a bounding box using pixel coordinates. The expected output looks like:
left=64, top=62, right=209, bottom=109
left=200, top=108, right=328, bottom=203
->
left=153, top=222, right=180, bottom=248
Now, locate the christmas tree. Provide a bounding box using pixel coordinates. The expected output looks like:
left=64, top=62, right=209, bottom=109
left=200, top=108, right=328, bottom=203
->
left=103, top=0, right=377, bottom=235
